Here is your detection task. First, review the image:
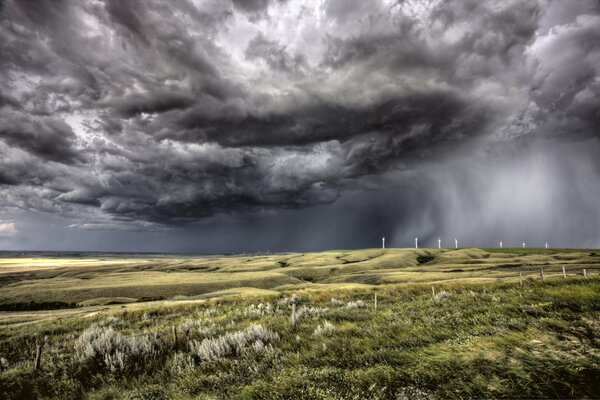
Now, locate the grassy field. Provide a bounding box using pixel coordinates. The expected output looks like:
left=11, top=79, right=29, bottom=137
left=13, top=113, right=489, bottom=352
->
left=0, top=248, right=599, bottom=399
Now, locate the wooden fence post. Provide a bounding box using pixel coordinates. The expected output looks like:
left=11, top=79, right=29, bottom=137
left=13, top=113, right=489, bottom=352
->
left=519, top=271, right=523, bottom=286
left=172, top=326, right=178, bottom=351
left=374, top=293, right=378, bottom=311
left=540, top=267, right=544, bottom=282
left=185, top=330, right=190, bottom=351
left=562, top=266, right=566, bottom=279
left=291, top=303, right=297, bottom=328
left=431, top=286, right=436, bottom=299
left=34, top=336, right=46, bottom=371
left=583, top=269, right=588, bottom=278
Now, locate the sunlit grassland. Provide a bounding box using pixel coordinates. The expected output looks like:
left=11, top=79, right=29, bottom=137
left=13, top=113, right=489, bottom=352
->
left=1, top=248, right=599, bottom=309
left=0, top=248, right=599, bottom=399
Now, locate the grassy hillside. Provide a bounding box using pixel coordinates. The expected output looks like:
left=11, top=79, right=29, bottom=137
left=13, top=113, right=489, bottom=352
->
left=0, top=249, right=599, bottom=399
left=1, top=248, right=599, bottom=308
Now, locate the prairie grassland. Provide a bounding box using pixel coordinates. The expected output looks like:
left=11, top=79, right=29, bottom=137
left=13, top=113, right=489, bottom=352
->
left=0, top=248, right=599, bottom=399
left=1, top=248, right=599, bottom=309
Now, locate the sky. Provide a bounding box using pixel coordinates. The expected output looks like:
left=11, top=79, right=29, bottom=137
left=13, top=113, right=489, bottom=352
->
left=0, top=0, right=599, bottom=253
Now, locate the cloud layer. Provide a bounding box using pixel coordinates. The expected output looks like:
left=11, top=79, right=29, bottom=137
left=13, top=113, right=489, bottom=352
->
left=0, top=0, right=599, bottom=249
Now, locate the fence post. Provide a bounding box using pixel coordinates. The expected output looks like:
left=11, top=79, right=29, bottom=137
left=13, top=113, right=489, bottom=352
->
left=431, top=286, right=436, bottom=299
left=583, top=269, right=588, bottom=278
left=34, top=336, right=46, bottom=371
left=291, top=303, right=297, bottom=328
left=172, top=326, right=178, bottom=351
left=519, top=271, right=523, bottom=286
left=374, top=293, right=378, bottom=311
left=562, top=266, right=566, bottom=279
left=540, top=267, right=544, bottom=282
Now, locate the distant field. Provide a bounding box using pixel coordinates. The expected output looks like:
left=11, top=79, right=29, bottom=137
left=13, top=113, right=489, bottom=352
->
left=0, top=249, right=599, bottom=399
left=0, top=248, right=598, bottom=310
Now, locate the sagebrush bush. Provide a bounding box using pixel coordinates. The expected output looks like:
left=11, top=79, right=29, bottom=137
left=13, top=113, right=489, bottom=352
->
left=346, top=300, right=365, bottom=309
left=297, top=306, right=329, bottom=320
left=0, top=357, right=8, bottom=371
left=278, top=294, right=302, bottom=307
left=434, top=291, right=451, bottom=302
left=330, top=298, right=344, bottom=306
left=313, top=321, right=336, bottom=337
left=242, top=303, right=274, bottom=318
left=74, top=325, right=157, bottom=372
left=189, top=324, right=279, bottom=362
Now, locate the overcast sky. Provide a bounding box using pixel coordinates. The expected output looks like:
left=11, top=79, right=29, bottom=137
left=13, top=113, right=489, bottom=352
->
left=1, top=0, right=599, bottom=253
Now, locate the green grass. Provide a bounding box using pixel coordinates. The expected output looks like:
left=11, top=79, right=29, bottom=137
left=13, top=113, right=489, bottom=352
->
left=1, top=248, right=598, bottom=308
left=0, top=249, right=599, bottom=399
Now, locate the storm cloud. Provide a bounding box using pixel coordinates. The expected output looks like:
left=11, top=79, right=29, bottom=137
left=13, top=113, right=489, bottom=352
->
left=0, top=0, right=599, bottom=251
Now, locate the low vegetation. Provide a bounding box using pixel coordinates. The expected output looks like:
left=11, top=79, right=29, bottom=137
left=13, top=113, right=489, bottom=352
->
left=0, top=249, right=599, bottom=399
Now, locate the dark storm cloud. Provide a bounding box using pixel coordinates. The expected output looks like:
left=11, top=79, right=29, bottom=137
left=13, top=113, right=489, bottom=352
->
left=0, top=112, right=83, bottom=163
left=110, top=91, right=196, bottom=118
left=0, top=90, right=20, bottom=109
left=0, top=0, right=599, bottom=244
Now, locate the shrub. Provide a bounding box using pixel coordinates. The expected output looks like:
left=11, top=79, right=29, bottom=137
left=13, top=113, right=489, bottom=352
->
left=434, top=291, right=451, bottom=302
left=297, top=306, right=329, bottom=320
left=278, top=294, right=302, bottom=307
left=189, top=324, right=279, bottom=362
left=313, top=321, right=336, bottom=337
left=330, top=298, right=345, bottom=306
left=243, top=303, right=274, bottom=318
left=74, top=325, right=157, bottom=372
left=346, top=300, right=365, bottom=309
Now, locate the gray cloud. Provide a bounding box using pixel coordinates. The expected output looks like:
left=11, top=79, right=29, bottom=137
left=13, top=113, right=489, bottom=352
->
left=0, top=0, right=599, bottom=250
left=0, top=112, right=83, bottom=163
left=245, top=32, right=308, bottom=74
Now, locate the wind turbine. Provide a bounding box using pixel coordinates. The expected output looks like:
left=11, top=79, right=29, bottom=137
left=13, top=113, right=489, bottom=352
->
left=438, top=238, right=441, bottom=249
left=382, top=236, right=385, bottom=249
left=454, top=238, right=458, bottom=249
left=522, top=242, right=526, bottom=248
left=415, top=237, right=418, bottom=249
left=500, top=241, right=503, bottom=249
left=545, top=241, right=549, bottom=249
